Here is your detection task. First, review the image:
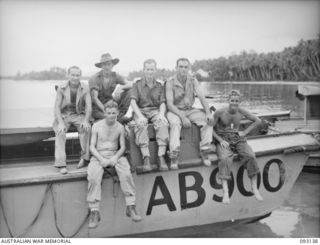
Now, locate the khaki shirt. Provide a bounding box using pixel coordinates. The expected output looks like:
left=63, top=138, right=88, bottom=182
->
left=130, top=77, right=165, bottom=109
left=168, top=74, right=196, bottom=110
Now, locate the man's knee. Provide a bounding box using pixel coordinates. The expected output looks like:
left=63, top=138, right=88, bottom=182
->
left=153, top=120, right=169, bottom=129
left=87, top=164, right=103, bottom=183
left=219, top=156, right=233, bottom=165
left=240, top=152, right=256, bottom=162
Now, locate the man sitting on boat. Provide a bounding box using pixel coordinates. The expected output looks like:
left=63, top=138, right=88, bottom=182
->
left=87, top=100, right=142, bottom=229
left=130, top=59, right=170, bottom=172
left=166, top=58, right=214, bottom=169
left=89, top=53, right=133, bottom=123
left=53, top=66, right=92, bottom=174
left=212, top=89, right=263, bottom=204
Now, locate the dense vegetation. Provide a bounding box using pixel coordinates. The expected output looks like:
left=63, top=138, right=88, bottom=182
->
left=128, top=37, right=320, bottom=82
left=14, top=67, right=67, bottom=80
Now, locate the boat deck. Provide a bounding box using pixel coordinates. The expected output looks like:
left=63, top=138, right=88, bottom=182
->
left=275, top=119, right=320, bottom=133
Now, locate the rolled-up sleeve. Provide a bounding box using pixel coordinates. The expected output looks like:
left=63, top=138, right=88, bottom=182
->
left=88, top=76, right=99, bottom=92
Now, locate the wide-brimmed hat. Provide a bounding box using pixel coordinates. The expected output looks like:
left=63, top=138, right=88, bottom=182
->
left=95, top=53, right=119, bottom=68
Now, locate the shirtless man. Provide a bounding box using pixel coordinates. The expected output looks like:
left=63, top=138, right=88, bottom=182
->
left=86, top=100, right=141, bottom=229
left=212, top=90, right=263, bottom=204
left=53, top=66, right=91, bottom=174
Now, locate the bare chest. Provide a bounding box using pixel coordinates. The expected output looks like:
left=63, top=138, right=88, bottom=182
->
left=98, top=125, right=119, bottom=142
left=219, top=112, right=243, bottom=128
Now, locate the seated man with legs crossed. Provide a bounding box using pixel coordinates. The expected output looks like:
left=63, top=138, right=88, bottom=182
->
left=130, top=59, right=170, bottom=172
left=87, top=100, right=141, bottom=229
left=212, top=90, right=263, bottom=204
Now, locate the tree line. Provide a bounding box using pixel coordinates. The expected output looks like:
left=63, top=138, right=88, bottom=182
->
left=193, top=37, right=320, bottom=82
left=128, top=37, right=320, bottom=82
left=11, top=37, right=320, bottom=82
left=14, top=67, right=67, bottom=80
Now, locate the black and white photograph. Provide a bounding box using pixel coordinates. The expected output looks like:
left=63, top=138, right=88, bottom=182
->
left=0, top=0, right=319, bottom=241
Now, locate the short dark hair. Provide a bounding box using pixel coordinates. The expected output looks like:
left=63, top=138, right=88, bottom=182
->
left=176, top=58, right=190, bottom=67
left=67, top=66, right=82, bottom=75
left=228, top=89, right=241, bottom=99
left=143, top=59, right=157, bottom=68
left=104, top=100, right=118, bottom=110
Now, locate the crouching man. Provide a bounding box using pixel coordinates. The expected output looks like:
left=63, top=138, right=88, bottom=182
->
left=87, top=100, right=141, bottom=229
left=53, top=66, right=91, bottom=174
left=212, top=90, right=263, bottom=204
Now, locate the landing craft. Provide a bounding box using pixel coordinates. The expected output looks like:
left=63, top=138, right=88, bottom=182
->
left=0, top=124, right=319, bottom=237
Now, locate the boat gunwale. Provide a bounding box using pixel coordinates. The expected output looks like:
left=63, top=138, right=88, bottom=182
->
left=0, top=139, right=318, bottom=188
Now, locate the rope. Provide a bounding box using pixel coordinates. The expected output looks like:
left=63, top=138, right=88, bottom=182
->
left=0, top=183, right=51, bottom=238
left=0, top=195, right=14, bottom=237
left=17, top=184, right=52, bottom=237
left=49, top=184, right=90, bottom=238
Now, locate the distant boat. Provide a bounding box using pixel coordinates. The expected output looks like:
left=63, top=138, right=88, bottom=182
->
left=275, top=85, right=320, bottom=171
left=0, top=124, right=319, bottom=237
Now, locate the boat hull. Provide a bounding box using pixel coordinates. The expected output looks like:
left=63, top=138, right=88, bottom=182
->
left=0, top=152, right=307, bottom=237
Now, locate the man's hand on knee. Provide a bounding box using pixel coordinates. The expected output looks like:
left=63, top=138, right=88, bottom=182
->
left=220, top=140, right=229, bottom=149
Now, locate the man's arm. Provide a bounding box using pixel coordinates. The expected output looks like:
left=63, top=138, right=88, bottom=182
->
left=212, top=110, right=229, bottom=149
left=54, top=89, right=66, bottom=134
left=114, top=76, right=133, bottom=100
left=84, top=91, right=92, bottom=122
left=115, top=126, right=126, bottom=159
left=166, top=80, right=191, bottom=127
left=239, top=108, right=261, bottom=137
left=130, top=83, right=147, bottom=125
left=154, top=102, right=168, bottom=123
left=121, top=80, right=133, bottom=90
left=131, top=99, right=147, bottom=125
left=194, top=79, right=214, bottom=126
left=91, top=89, right=105, bottom=112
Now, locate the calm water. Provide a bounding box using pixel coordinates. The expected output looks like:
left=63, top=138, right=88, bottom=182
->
left=0, top=79, right=319, bottom=238
left=2, top=79, right=319, bottom=118
left=193, top=172, right=320, bottom=238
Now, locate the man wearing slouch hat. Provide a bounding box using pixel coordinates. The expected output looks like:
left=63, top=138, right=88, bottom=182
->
left=89, top=53, right=133, bottom=123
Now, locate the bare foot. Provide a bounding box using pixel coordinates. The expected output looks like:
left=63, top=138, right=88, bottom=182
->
left=222, top=194, right=230, bottom=204
left=252, top=189, right=263, bottom=201
left=200, top=151, right=211, bottom=167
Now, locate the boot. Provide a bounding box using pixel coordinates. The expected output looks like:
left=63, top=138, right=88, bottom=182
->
left=60, top=167, right=68, bottom=174
left=169, top=151, right=179, bottom=170
left=126, top=205, right=142, bottom=222
left=142, top=156, right=152, bottom=172
left=88, top=210, right=101, bottom=229
left=158, top=156, right=168, bottom=171
left=170, top=157, right=179, bottom=170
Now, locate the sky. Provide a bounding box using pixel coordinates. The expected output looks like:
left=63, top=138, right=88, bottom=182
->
left=0, top=0, right=319, bottom=77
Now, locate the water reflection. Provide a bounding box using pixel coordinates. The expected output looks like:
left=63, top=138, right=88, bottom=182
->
left=261, top=207, right=299, bottom=237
